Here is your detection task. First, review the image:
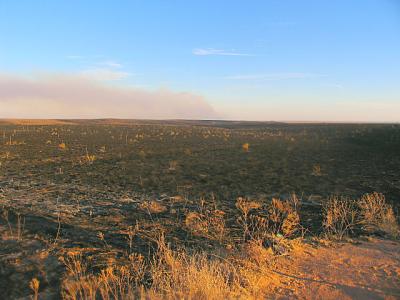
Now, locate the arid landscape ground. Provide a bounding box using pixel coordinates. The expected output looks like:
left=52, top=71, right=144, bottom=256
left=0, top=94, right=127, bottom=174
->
left=0, top=119, right=399, bottom=299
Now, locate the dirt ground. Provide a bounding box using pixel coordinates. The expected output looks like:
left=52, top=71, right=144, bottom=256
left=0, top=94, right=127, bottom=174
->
left=266, top=238, right=400, bottom=300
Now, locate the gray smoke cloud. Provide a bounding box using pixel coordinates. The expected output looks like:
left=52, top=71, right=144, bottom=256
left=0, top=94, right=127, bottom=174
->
left=0, top=73, right=217, bottom=119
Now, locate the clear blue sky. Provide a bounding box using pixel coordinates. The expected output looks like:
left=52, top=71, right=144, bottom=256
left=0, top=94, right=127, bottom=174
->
left=0, top=0, right=399, bottom=121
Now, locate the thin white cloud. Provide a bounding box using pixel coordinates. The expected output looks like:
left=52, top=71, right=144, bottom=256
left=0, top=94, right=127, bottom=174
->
left=66, top=56, right=129, bottom=81
left=79, top=68, right=130, bottom=81
left=99, top=60, right=123, bottom=68
left=193, top=48, right=251, bottom=56
left=0, top=73, right=217, bottom=119
left=225, top=73, right=326, bottom=80
left=66, top=56, right=123, bottom=68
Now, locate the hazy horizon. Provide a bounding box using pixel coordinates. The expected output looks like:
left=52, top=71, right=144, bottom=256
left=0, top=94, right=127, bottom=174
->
left=1, top=1, right=399, bottom=122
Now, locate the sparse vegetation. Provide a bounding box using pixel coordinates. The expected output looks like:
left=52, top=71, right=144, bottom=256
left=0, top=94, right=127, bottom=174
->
left=1, top=208, right=25, bottom=240
left=322, top=196, right=357, bottom=240
left=322, top=192, right=400, bottom=240
left=185, top=201, right=227, bottom=242
left=0, top=120, right=399, bottom=299
left=358, top=192, right=399, bottom=238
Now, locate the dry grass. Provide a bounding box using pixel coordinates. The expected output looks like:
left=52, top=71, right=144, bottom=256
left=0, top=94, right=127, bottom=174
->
left=322, top=196, right=357, bottom=240
left=358, top=192, right=399, bottom=238
left=29, top=278, right=40, bottom=300
left=236, top=195, right=301, bottom=245
left=311, top=164, right=322, bottom=176
left=59, top=142, right=67, bottom=150
left=236, top=197, right=262, bottom=241
left=60, top=235, right=247, bottom=300
left=1, top=209, right=25, bottom=240
left=139, top=201, right=167, bottom=214
left=149, top=235, right=241, bottom=299
left=59, top=232, right=289, bottom=300
left=17, top=191, right=399, bottom=299
left=61, top=251, right=146, bottom=300
left=322, top=193, right=400, bottom=240
left=168, top=160, right=178, bottom=171
left=268, top=196, right=301, bottom=237
left=243, top=239, right=274, bottom=265
left=185, top=202, right=227, bottom=242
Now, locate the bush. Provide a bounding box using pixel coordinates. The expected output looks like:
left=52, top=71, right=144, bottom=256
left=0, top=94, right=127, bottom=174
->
left=358, top=192, right=399, bottom=238
left=268, top=196, right=301, bottom=237
left=236, top=195, right=301, bottom=251
left=322, top=196, right=357, bottom=240
left=185, top=198, right=227, bottom=242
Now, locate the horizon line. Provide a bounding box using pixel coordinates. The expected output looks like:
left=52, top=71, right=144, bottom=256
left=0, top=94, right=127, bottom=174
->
left=0, top=118, right=399, bottom=125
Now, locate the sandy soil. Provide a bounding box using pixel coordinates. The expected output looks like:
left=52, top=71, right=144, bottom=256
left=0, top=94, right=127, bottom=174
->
left=265, top=238, right=400, bottom=300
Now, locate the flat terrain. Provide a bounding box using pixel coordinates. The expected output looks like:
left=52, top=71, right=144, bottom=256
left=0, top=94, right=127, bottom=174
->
left=0, top=120, right=399, bottom=299
left=2, top=119, right=400, bottom=201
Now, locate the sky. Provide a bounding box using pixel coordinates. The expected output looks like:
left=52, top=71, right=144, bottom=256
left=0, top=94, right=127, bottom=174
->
left=0, top=0, right=399, bottom=121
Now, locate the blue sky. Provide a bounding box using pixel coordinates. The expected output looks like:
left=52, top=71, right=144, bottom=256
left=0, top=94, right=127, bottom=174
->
left=0, top=0, right=399, bottom=121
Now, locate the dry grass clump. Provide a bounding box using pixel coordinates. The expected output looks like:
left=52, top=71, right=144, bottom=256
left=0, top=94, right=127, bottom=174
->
left=236, top=197, right=262, bottom=214
left=149, top=235, right=241, bottom=299
left=168, top=160, right=178, bottom=171
left=243, top=239, right=274, bottom=265
left=123, top=223, right=140, bottom=254
left=311, top=164, right=322, bottom=176
left=29, top=278, right=40, bottom=300
left=60, top=235, right=245, bottom=300
left=236, top=195, right=301, bottom=242
left=185, top=212, right=210, bottom=237
left=58, top=142, right=67, bottom=150
left=322, top=192, right=399, bottom=240
left=235, top=195, right=302, bottom=257
left=84, top=147, right=96, bottom=164
left=57, top=230, right=304, bottom=300
left=358, top=192, right=399, bottom=238
left=236, top=197, right=262, bottom=240
left=139, top=201, right=167, bottom=214
left=268, top=196, right=301, bottom=237
left=322, top=196, right=357, bottom=240
left=61, top=251, right=147, bottom=300
left=185, top=200, right=227, bottom=242
left=1, top=208, right=25, bottom=240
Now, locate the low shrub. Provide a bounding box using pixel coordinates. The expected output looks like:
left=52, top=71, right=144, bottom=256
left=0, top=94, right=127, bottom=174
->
left=358, top=192, right=399, bottom=238
left=322, top=196, right=357, bottom=240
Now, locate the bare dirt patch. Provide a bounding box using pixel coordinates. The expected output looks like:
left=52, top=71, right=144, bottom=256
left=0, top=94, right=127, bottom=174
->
left=267, top=238, right=400, bottom=299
